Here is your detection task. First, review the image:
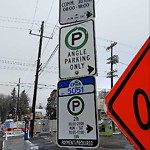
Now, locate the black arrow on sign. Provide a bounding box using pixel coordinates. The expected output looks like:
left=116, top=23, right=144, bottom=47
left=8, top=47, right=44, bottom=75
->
left=86, top=124, right=93, bottom=133
left=88, top=65, right=94, bottom=74
left=86, top=11, right=93, bottom=18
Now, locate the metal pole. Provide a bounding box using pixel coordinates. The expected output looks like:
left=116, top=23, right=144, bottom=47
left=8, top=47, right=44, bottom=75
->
left=17, top=78, right=20, bottom=121
left=106, top=42, right=117, bottom=132
left=30, top=21, right=44, bottom=138
left=110, top=46, right=113, bottom=88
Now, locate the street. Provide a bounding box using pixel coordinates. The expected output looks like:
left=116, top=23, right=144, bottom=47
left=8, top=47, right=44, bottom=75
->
left=1, top=133, right=135, bottom=150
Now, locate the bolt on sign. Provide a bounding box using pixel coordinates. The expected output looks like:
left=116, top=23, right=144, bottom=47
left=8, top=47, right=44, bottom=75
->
left=59, top=19, right=97, bottom=79
left=105, top=37, right=150, bottom=150
left=57, top=76, right=99, bottom=148
left=59, top=0, right=95, bottom=25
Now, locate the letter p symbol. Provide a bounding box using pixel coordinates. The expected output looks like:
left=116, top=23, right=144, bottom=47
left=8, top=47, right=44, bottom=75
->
left=67, top=96, right=84, bottom=116
left=72, top=32, right=82, bottom=45
left=72, top=100, right=80, bottom=111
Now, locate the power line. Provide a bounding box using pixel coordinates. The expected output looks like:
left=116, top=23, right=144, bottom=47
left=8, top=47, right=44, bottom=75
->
left=96, top=36, right=138, bottom=50
left=0, top=65, right=58, bottom=74
left=31, top=0, right=39, bottom=30
left=0, top=81, right=56, bottom=87
left=40, top=44, right=59, bottom=76
left=45, top=0, right=55, bottom=24
left=42, top=20, right=58, bottom=55
left=0, top=83, right=56, bottom=90
left=119, top=62, right=128, bottom=66
left=0, top=18, right=41, bottom=27
left=0, top=59, right=36, bottom=67
left=0, top=16, right=39, bottom=22
left=0, top=16, right=58, bottom=28
left=0, top=25, right=30, bottom=31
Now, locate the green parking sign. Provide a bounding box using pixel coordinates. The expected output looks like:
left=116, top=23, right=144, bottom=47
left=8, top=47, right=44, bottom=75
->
left=65, top=27, right=88, bottom=50
left=59, top=20, right=97, bottom=79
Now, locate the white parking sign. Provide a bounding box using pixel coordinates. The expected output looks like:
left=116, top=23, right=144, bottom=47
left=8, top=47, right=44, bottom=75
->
left=57, top=76, right=99, bottom=148
left=59, top=20, right=97, bottom=79
left=59, top=0, right=95, bottom=25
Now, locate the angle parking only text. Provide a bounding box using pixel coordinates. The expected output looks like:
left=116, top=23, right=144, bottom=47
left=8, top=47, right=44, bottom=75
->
left=59, top=20, right=97, bottom=79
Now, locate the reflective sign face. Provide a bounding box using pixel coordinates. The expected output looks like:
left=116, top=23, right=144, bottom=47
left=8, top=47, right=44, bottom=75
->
left=57, top=76, right=99, bottom=148
left=59, top=20, right=97, bottom=79
left=105, top=37, right=150, bottom=150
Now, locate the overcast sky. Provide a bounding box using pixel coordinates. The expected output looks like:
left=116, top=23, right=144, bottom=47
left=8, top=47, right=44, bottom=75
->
left=0, top=0, right=149, bottom=106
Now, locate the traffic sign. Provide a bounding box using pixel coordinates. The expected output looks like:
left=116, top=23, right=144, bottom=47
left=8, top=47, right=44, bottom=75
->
left=105, top=37, right=150, bottom=150
left=59, top=0, right=95, bottom=25
left=57, top=76, right=99, bottom=148
left=59, top=20, right=97, bottom=79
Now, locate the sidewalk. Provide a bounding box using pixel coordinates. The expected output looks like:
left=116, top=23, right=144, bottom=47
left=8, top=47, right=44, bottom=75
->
left=3, top=135, right=69, bottom=150
left=3, top=136, right=38, bottom=150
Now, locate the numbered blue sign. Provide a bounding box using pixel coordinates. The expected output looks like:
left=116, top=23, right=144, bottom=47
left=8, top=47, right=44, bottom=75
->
left=58, top=76, right=95, bottom=96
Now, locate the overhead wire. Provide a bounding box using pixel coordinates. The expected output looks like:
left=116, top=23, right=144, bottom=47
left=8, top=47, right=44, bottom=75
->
left=25, top=0, right=40, bottom=94
left=0, top=82, right=56, bottom=89
left=0, top=57, right=58, bottom=74
left=0, top=16, right=60, bottom=28
left=45, top=0, right=55, bottom=24
left=0, top=16, right=41, bottom=23
left=41, top=19, right=59, bottom=56
left=41, top=0, right=58, bottom=58
left=0, top=25, right=30, bottom=31
left=31, top=0, right=39, bottom=30
left=39, top=44, right=59, bottom=76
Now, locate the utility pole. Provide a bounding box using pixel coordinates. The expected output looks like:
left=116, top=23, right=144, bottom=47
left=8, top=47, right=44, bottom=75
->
left=106, top=42, right=118, bottom=88
left=17, top=78, right=20, bottom=121
left=106, top=42, right=118, bottom=132
left=30, top=21, right=44, bottom=138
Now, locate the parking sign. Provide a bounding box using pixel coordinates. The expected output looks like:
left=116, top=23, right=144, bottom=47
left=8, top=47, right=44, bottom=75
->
left=59, top=20, right=97, bottom=79
left=57, top=76, right=99, bottom=148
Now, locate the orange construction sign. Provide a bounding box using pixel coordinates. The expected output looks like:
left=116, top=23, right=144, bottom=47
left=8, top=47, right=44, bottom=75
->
left=105, top=37, right=150, bottom=150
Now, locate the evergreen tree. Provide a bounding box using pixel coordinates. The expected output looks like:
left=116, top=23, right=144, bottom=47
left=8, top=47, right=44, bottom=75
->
left=46, top=89, right=57, bottom=119
left=19, top=90, right=29, bottom=117
left=0, top=95, right=10, bottom=122
left=9, top=88, right=17, bottom=119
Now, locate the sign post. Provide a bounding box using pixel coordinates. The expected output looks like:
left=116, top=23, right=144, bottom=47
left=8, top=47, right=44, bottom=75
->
left=24, top=119, right=29, bottom=140
left=59, top=20, right=97, bottom=79
left=105, top=37, right=150, bottom=150
left=57, top=76, right=98, bottom=148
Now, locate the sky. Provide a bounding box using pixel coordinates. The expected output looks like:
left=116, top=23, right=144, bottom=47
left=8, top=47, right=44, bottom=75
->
left=0, top=0, right=149, bottom=107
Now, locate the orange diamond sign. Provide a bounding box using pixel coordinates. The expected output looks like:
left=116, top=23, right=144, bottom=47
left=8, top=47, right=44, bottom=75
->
left=105, top=37, right=150, bottom=150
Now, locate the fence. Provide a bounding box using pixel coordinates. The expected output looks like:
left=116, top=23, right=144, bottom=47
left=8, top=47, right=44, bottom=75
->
left=3, top=119, right=57, bottom=135
left=34, top=119, right=56, bottom=134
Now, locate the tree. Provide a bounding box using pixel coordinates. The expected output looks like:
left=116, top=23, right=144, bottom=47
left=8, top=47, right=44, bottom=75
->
left=98, top=89, right=110, bottom=99
left=0, top=94, right=10, bottom=122
left=19, top=90, right=29, bottom=117
left=46, top=89, right=57, bottom=119
left=8, top=88, right=17, bottom=119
